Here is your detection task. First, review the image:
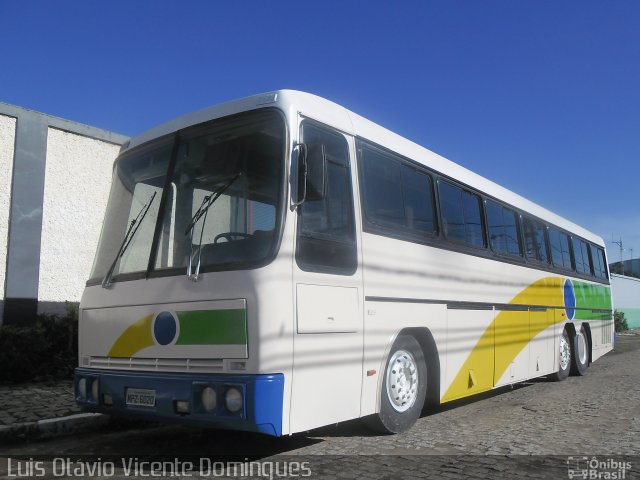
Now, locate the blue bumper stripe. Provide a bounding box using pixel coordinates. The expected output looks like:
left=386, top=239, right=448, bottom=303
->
left=75, top=368, right=284, bottom=436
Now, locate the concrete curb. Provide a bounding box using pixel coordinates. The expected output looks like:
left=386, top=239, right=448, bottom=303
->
left=0, top=413, right=108, bottom=443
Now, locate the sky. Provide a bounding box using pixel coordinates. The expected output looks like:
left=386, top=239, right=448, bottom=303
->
left=1, top=1, right=639, bottom=262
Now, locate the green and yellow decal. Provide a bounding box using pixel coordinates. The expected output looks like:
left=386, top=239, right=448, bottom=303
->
left=108, top=308, right=248, bottom=358
left=442, top=277, right=611, bottom=402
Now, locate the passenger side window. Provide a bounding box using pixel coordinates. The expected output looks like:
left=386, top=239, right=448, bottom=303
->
left=296, top=123, right=357, bottom=275
left=486, top=200, right=522, bottom=257
left=590, top=245, right=608, bottom=280
left=438, top=180, right=485, bottom=247
left=572, top=238, right=593, bottom=275
left=523, top=216, right=549, bottom=263
left=549, top=227, right=573, bottom=270
left=401, top=166, right=437, bottom=234
left=359, top=145, right=437, bottom=239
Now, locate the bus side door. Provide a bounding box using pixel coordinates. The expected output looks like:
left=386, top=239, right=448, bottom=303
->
left=290, top=120, right=364, bottom=433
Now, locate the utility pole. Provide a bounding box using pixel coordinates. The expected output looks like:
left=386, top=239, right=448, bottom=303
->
left=612, top=236, right=624, bottom=275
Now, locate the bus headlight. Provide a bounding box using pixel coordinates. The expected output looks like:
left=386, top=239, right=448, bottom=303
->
left=78, top=378, right=87, bottom=399
left=201, top=386, right=217, bottom=412
left=91, top=379, right=99, bottom=400
left=225, top=387, right=243, bottom=413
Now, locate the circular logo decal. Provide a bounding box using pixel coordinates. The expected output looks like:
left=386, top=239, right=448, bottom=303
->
left=563, top=278, right=576, bottom=320
left=153, top=311, right=178, bottom=345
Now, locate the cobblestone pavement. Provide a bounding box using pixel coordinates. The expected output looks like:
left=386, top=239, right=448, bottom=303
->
left=0, top=336, right=638, bottom=478
left=0, top=380, right=79, bottom=426
left=293, top=336, right=640, bottom=456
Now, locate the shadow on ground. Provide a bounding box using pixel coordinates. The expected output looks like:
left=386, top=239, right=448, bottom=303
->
left=2, top=335, right=637, bottom=460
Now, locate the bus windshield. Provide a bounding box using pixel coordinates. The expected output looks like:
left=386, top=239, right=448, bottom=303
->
left=90, top=109, right=285, bottom=283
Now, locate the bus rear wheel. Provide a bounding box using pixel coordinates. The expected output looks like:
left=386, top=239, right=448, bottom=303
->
left=550, top=329, right=571, bottom=381
left=570, top=325, right=589, bottom=376
left=365, top=334, right=427, bottom=434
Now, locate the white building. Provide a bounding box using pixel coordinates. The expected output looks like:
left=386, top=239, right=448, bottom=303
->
left=610, top=274, right=640, bottom=330
left=0, top=102, right=128, bottom=325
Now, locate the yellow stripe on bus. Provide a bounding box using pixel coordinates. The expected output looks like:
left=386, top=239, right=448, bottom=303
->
left=107, top=314, right=155, bottom=358
left=441, top=277, right=564, bottom=403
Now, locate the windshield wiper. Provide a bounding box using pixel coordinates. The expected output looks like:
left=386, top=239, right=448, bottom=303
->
left=102, top=191, right=157, bottom=288
left=186, top=172, right=242, bottom=281
left=184, top=172, right=242, bottom=236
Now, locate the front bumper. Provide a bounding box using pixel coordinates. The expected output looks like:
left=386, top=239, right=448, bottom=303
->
left=74, top=368, right=284, bottom=436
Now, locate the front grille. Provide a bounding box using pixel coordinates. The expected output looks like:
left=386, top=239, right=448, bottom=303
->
left=88, top=356, right=224, bottom=373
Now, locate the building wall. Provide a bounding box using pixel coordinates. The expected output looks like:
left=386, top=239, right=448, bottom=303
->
left=0, top=114, right=17, bottom=324
left=619, top=259, right=640, bottom=278
left=611, top=274, right=640, bottom=329
left=0, top=102, right=128, bottom=325
left=38, top=128, right=120, bottom=314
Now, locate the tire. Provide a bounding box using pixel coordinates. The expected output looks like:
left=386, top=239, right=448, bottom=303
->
left=365, top=334, right=427, bottom=434
left=550, top=329, right=571, bottom=381
left=570, top=325, right=589, bottom=376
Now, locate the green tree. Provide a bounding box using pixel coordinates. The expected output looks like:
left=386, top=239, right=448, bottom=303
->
left=614, top=309, right=629, bottom=332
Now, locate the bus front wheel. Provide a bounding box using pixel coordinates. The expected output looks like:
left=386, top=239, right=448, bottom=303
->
left=366, top=334, right=427, bottom=434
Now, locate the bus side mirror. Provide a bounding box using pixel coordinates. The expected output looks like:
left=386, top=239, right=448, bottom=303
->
left=304, top=142, right=327, bottom=202
left=294, top=142, right=327, bottom=206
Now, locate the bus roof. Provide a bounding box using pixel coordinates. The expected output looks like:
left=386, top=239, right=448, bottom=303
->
left=122, top=89, right=604, bottom=247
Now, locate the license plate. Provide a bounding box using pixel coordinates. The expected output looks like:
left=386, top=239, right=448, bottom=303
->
left=126, top=388, right=156, bottom=407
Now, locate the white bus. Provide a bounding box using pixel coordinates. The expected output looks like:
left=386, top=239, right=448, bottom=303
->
left=76, top=90, right=613, bottom=436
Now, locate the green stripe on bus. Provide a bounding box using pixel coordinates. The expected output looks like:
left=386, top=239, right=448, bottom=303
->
left=176, top=309, right=247, bottom=345
left=573, top=281, right=612, bottom=320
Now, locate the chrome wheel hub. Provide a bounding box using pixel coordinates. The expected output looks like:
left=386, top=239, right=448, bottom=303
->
left=576, top=331, right=587, bottom=365
left=386, top=349, right=419, bottom=412
left=559, top=336, right=571, bottom=370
